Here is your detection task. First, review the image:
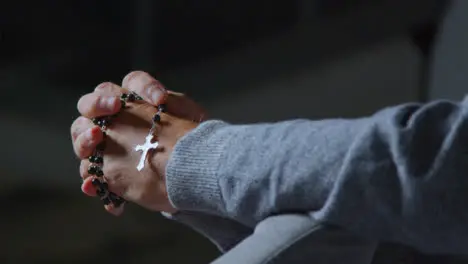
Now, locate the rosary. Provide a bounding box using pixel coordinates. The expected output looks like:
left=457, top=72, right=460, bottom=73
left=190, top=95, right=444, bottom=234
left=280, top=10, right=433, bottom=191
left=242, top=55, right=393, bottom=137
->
left=87, top=91, right=166, bottom=207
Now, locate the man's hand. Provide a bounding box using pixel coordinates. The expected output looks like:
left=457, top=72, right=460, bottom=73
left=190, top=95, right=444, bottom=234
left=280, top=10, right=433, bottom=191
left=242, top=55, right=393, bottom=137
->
left=70, top=71, right=206, bottom=215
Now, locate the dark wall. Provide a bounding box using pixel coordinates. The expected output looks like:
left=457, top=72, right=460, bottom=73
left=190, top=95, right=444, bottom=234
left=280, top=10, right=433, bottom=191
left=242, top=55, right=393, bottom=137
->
left=0, top=1, right=455, bottom=263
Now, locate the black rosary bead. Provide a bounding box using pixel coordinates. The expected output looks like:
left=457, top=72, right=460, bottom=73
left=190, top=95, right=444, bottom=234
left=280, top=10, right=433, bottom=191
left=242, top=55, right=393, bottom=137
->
left=97, top=119, right=110, bottom=128
left=92, top=178, right=109, bottom=198
left=92, top=178, right=107, bottom=190
left=108, top=192, right=118, bottom=200
left=95, top=168, right=104, bottom=177
left=112, top=199, right=125, bottom=207
left=127, top=93, right=136, bottom=102
left=108, top=192, right=125, bottom=207
left=152, top=114, right=161, bottom=123
left=88, top=155, right=102, bottom=164
left=120, top=93, right=128, bottom=100
left=95, top=156, right=104, bottom=164
left=88, top=165, right=103, bottom=177
left=88, top=165, right=98, bottom=175
left=134, top=92, right=143, bottom=100
left=158, top=104, right=167, bottom=113
left=92, top=117, right=112, bottom=128
left=96, top=188, right=107, bottom=198
left=102, top=196, right=112, bottom=205
left=120, top=99, right=126, bottom=108
left=91, top=178, right=101, bottom=187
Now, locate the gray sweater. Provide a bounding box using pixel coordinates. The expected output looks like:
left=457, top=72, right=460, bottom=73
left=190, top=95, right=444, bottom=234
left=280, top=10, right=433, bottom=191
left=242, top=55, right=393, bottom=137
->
left=164, top=98, right=468, bottom=257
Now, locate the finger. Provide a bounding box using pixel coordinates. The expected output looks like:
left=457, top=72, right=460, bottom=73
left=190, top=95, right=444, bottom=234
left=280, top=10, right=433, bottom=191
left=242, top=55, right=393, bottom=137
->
left=74, top=126, right=104, bottom=159
left=122, top=71, right=167, bottom=105
left=94, top=82, right=122, bottom=95
left=104, top=203, right=125, bottom=216
left=71, top=116, right=94, bottom=142
left=81, top=177, right=97, bottom=197
left=166, top=91, right=208, bottom=122
left=79, top=159, right=93, bottom=180
left=81, top=178, right=125, bottom=216
left=77, top=93, right=121, bottom=118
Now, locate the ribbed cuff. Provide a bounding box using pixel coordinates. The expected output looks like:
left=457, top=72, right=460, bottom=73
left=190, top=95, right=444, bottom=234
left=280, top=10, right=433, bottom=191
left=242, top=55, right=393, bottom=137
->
left=165, top=120, right=230, bottom=216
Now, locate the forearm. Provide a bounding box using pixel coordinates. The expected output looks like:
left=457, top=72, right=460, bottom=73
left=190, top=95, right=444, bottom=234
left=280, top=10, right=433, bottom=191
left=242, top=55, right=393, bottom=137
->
left=314, top=99, right=468, bottom=255
left=166, top=119, right=358, bottom=222
left=166, top=98, right=468, bottom=255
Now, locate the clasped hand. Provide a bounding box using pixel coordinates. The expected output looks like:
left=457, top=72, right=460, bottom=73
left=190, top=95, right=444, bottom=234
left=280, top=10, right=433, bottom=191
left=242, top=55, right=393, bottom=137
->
left=70, top=71, right=205, bottom=215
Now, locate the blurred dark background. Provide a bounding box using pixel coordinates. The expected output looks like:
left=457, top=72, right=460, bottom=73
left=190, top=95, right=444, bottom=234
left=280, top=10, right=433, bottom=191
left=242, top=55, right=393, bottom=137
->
left=2, top=0, right=468, bottom=263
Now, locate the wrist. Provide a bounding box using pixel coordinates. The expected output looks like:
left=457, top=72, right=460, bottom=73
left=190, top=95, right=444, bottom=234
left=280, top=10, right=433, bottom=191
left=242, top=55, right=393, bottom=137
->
left=149, top=113, right=197, bottom=213
left=165, top=120, right=230, bottom=216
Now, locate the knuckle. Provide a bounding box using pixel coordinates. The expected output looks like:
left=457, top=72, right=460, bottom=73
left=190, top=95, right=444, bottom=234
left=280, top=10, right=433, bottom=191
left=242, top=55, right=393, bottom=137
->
left=76, top=138, right=90, bottom=159
left=73, top=144, right=82, bottom=158
left=76, top=95, right=86, bottom=112
left=80, top=161, right=90, bottom=178
left=76, top=94, right=99, bottom=115
left=70, top=119, right=80, bottom=140
left=122, top=71, right=145, bottom=87
left=123, top=71, right=167, bottom=105
left=143, top=81, right=157, bottom=94
left=129, top=71, right=152, bottom=89
left=90, top=95, right=102, bottom=111
left=76, top=145, right=86, bottom=159
left=142, top=80, right=166, bottom=103
left=70, top=117, right=88, bottom=140
left=79, top=94, right=101, bottom=116
left=94, top=82, right=112, bottom=92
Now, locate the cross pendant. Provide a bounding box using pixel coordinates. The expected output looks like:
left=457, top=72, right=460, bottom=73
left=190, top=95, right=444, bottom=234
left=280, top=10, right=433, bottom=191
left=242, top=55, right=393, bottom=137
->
left=135, top=134, right=159, bottom=171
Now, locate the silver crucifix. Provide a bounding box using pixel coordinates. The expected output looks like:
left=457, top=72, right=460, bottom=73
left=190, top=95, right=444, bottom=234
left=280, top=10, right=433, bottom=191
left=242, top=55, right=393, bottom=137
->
left=135, top=134, right=159, bottom=171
